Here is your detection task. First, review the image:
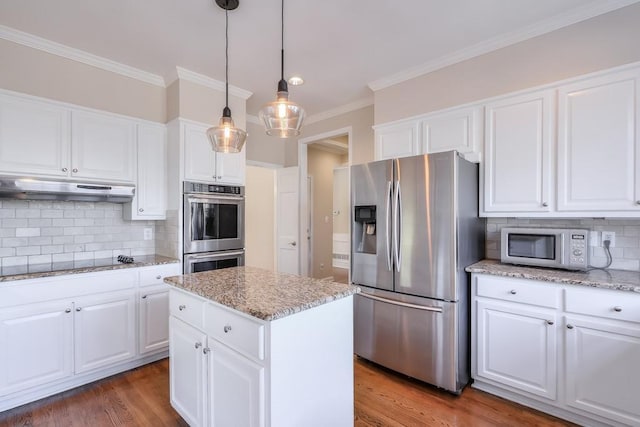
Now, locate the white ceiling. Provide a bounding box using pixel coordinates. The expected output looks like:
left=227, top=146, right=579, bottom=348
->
left=0, top=0, right=637, bottom=118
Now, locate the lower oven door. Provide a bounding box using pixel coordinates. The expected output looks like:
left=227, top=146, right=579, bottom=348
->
left=183, top=250, right=245, bottom=274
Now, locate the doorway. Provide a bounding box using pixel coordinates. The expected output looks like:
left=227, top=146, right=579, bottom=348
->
left=298, top=127, right=352, bottom=283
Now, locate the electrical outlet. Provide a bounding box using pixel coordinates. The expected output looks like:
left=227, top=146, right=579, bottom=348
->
left=601, top=231, right=616, bottom=247
left=143, top=228, right=153, bottom=241
left=589, top=231, right=600, bottom=247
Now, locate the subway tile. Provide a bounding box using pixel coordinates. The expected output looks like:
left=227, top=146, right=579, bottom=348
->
left=28, top=201, right=53, bottom=209
left=28, top=254, right=52, bottom=265
left=63, top=227, right=84, bottom=236
left=623, top=226, right=640, bottom=236
left=2, top=218, right=28, bottom=228
left=28, top=236, right=52, bottom=246
left=52, top=219, right=74, bottom=227
left=623, top=247, right=640, bottom=259
left=85, top=210, right=106, bottom=218
left=74, top=235, right=94, bottom=244
left=0, top=247, right=15, bottom=257
left=2, top=237, right=29, bottom=247
left=17, top=246, right=41, bottom=256
left=2, top=256, right=28, bottom=267
left=0, top=209, right=16, bottom=218
left=41, top=209, right=64, bottom=219
left=41, top=227, right=64, bottom=236
left=74, top=202, right=95, bottom=210
left=15, top=209, right=41, bottom=219
left=93, top=250, right=113, bottom=259
left=74, top=218, right=95, bottom=227
left=609, top=259, right=640, bottom=271
left=28, top=218, right=53, bottom=227
left=41, top=245, right=64, bottom=255
left=73, top=252, right=94, bottom=261
left=113, top=249, right=131, bottom=257
left=63, top=210, right=85, bottom=219
left=64, top=244, right=84, bottom=253
left=615, top=236, right=639, bottom=248
left=52, top=253, right=74, bottom=263
left=1, top=201, right=29, bottom=209
left=52, top=236, right=74, bottom=245
left=0, top=229, right=15, bottom=238
left=16, top=228, right=40, bottom=237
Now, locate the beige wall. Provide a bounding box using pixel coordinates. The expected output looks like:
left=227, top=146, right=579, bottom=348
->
left=284, top=105, right=375, bottom=167
left=175, top=79, right=245, bottom=127
left=246, top=121, right=286, bottom=166
left=245, top=166, right=275, bottom=270
left=0, top=39, right=166, bottom=123
left=308, top=146, right=344, bottom=278
left=375, top=3, right=640, bottom=124
left=332, top=167, right=349, bottom=235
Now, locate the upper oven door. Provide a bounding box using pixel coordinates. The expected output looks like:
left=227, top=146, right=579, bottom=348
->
left=183, top=193, right=245, bottom=253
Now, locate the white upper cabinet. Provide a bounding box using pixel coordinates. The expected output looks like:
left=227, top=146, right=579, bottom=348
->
left=124, top=124, right=167, bottom=220
left=557, top=69, right=640, bottom=212
left=422, top=105, right=482, bottom=160
left=374, top=121, right=420, bottom=160
left=183, top=122, right=245, bottom=185
left=482, top=90, right=554, bottom=214
left=71, top=111, right=136, bottom=182
left=0, top=93, right=70, bottom=176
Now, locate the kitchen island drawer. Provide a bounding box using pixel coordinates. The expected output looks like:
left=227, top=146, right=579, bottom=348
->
left=140, top=264, right=180, bottom=287
left=565, top=287, right=640, bottom=323
left=475, top=274, right=560, bottom=308
left=204, top=303, right=265, bottom=361
left=170, top=289, right=205, bottom=329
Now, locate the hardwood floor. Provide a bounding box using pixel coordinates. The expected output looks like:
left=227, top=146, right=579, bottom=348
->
left=0, top=358, right=574, bottom=426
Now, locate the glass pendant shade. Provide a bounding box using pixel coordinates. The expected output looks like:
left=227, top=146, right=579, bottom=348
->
left=259, top=89, right=305, bottom=138
left=207, top=108, right=247, bottom=153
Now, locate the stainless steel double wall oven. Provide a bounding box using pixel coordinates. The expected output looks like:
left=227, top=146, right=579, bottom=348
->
left=183, top=181, right=245, bottom=273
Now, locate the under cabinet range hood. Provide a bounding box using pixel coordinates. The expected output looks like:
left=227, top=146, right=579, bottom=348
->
left=0, top=177, right=135, bottom=203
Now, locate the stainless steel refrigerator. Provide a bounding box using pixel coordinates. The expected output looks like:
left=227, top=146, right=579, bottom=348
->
left=351, top=151, right=484, bottom=394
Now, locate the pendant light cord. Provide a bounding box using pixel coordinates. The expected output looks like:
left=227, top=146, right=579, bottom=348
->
left=225, top=5, right=229, bottom=109
left=280, top=0, right=284, bottom=82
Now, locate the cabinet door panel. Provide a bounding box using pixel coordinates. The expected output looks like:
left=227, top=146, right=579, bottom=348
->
left=184, top=123, right=216, bottom=183
left=422, top=106, right=481, bottom=156
left=557, top=70, right=640, bottom=211
left=0, top=94, right=70, bottom=176
left=215, top=149, right=245, bottom=185
left=483, top=90, right=553, bottom=214
left=209, top=344, right=265, bottom=427
left=565, top=316, right=640, bottom=425
left=170, top=317, right=207, bottom=427
left=71, top=111, right=135, bottom=182
left=139, top=287, right=169, bottom=354
left=476, top=299, right=557, bottom=399
left=375, top=123, right=419, bottom=160
left=74, top=291, right=136, bottom=373
left=133, top=124, right=167, bottom=218
left=0, top=300, right=73, bottom=395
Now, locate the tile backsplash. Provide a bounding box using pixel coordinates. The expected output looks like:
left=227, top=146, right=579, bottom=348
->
left=486, top=218, right=640, bottom=271
left=0, top=200, right=156, bottom=267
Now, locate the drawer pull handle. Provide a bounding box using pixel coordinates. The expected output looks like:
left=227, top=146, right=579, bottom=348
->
left=546, top=320, right=554, bottom=325
left=156, top=275, right=162, bottom=280
left=223, top=325, right=232, bottom=333
left=567, top=324, right=574, bottom=329
left=195, top=342, right=202, bottom=349
left=203, top=347, right=210, bottom=354
left=179, top=305, right=186, bottom=311
left=613, top=306, right=622, bottom=312
left=509, top=290, right=517, bottom=295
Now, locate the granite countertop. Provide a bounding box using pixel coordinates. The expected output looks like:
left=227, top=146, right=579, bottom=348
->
left=0, top=255, right=180, bottom=282
left=466, top=259, right=640, bottom=293
left=164, top=266, right=361, bottom=321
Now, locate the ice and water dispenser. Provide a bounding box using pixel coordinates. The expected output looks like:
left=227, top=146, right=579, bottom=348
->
left=353, top=205, right=376, bottom=253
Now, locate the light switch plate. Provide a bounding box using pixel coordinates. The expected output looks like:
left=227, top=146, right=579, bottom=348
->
left=589, top=231, right=600, bottom=247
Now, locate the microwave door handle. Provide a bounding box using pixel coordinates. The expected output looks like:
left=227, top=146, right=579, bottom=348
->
left=558, top=233, right=565, bottom=265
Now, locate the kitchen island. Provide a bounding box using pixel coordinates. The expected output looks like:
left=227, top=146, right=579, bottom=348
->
left=164, top=266, right=360, bottom=427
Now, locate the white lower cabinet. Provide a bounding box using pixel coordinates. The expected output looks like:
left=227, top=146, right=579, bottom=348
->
left=139, top=285, right=170, bottom=354
left=472, top=273, right=640, bottom=427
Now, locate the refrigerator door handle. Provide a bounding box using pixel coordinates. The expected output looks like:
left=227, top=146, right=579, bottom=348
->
left=385, top=180, right=393, bottom=271
left=359, top=292, right=443, bottom=313
left=393, top=180, right=402, bottom=272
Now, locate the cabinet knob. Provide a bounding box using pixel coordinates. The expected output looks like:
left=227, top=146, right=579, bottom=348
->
left=509, top=290, right=517, bottom=295
left=156, top=275, right=162, bottom=280
left=542, top=202, right=548, bottom=207
left=72, top=168, right=78, bottom=173
left=567, top=324, right=574, bottom=329
left=142, top=295, right=147, bottom=299
left=195, top=342, right=202, bottom=349
left=76, top=307, right=82, bottom=312
left=223, top=325, right=232, bottom=333
left=636, top=200, right=640, bottom=205
left=546, top=320, right=554, bottom=325
left=203, top=347, right=210, bottom=354
left=178, top=305, right=186, bottom=311
left=62, top=167, right=68, bottom=172
left=139, top=208, right=144, bottom=212
left=65, top=308, right=71, bottom=313
left=613, top=306, right=622, bottom=312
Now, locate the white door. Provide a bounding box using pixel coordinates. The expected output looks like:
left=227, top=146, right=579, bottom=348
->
left=565, top=316, right=640, bottom=426
left=74, top=290, right=136, bottom=373
left=557, top=69, right=640, bottom=212
left=133, top=124, right=167, bottom=219
left=184, top=122, right=217, bottom=183
left=276, top=167, right=300, bottom=274
left=476, top=299, right=557, bottom=399
left=0, top=300, right=73, bottom=396
left=71, top=110, right=136, bottom=182
left=169, top=317, right=207, bottom=427
left=209, top=343, right=265, bottom=427
left=139, top=286, right=170, bottom=355
left=0, top=94, right=70, bottom=177
left=482, top=89, right=554, bottom=214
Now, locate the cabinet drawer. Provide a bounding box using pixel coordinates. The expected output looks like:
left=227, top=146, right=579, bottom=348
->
left=565, top=287, right=640, bottom=323
left=140, top=264, right=180, bottom=287
left=204, top=303, right=265, bottom=361
left=169, top=289, right=205, bottom=329
left=475, top=275, right=560, bottom=308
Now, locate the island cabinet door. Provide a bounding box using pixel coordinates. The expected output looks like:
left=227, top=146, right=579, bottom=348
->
left=170, top=317, right=208, bottom=427
left=208, top=343, right=265, bottom=427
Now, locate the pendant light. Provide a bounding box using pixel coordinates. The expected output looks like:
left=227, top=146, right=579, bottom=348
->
left=207, top=0, right=247, bottom=153
left=258, top=0, right=305, bottom=138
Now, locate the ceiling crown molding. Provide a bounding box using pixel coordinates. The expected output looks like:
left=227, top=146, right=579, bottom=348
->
left=174, top=66, right=253, bottom=100
left=368, top=0, right=640, bottom=91
left=305, top=96, right=374, bottom=125
left=0, top=24, right=166, bottom=87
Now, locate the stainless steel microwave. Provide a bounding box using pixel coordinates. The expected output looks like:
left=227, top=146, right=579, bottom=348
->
left=501, top=228, right=589, bottom=270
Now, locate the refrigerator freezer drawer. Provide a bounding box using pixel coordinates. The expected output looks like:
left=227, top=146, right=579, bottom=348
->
left=354, top=292, right=466, bottom=393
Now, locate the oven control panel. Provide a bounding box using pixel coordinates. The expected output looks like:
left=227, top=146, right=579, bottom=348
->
left=184, top=181, right=244, bottom=196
